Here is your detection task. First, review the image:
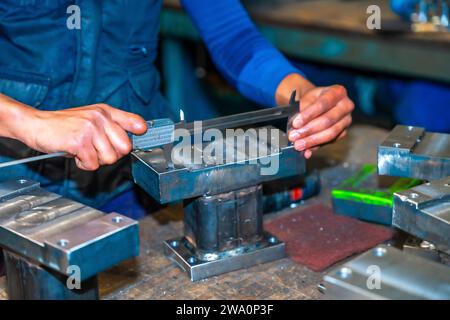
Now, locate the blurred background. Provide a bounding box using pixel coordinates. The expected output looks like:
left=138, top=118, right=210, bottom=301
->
left=157, top=0, right=450, bottom=132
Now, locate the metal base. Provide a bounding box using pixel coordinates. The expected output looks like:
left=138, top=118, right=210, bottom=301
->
left=163, top=233, right=286, bottom=281
left=4, top=251, right=99, bottom=300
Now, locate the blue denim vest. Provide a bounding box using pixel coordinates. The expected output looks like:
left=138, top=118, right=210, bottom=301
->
left=0, top=0, right=172, bottom=207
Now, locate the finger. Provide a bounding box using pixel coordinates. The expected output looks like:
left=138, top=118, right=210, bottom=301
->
left=75, top=143, right=99, bottom=171
left=98, top=104, right=147, bottom=135
left=337, top=130, right=347, bottom=140
left=102, top=120, right=133, bottom=157
left=289, top=97, right=353, bottom=141
left=289, top=89, right=321, bottom=129
left=304, top=149, right=312, bottom=159
left=92, top=127, right=119, bottom=165
left=292, top=85, right=347, bottom=129
left=294, top=115, right=352, bottom=151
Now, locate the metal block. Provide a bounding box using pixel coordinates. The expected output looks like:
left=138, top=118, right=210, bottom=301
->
left=163, top=234, right=285, bottom=282
left=0, top=179, right=139, bottom=281
left=321, top=245, right=450, bottom=300
left=4, top=251, right=99, bottom=300
left=393, top=177, right=450, bottom=254
left=132, top=102, right=305, bottom=204
left=378, top=125, right=450, bottom=180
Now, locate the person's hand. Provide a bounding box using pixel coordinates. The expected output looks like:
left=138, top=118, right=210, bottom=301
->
left=275, top=74, right=354, bottom=159
left=20, top=104, right=147, bottom=170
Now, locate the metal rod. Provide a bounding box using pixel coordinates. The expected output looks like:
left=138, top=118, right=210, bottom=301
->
left=0, top=152, right=67, bottom=169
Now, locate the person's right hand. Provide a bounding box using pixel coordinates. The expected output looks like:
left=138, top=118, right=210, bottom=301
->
left=21, top=104, right=147, bottom=171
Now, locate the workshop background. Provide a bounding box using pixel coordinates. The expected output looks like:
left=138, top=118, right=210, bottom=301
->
left=0, top=0, right=449, bottom=300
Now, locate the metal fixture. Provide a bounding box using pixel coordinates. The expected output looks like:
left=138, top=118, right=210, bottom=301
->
left=393, top=177, right=450, bottom=254
left=0, top=179, right=139, bottom=299
left=378, top=125, right=450, bottom=181
left=321, top=245, right=450, bottom=299
left=132, top=94, right=303, bottom=281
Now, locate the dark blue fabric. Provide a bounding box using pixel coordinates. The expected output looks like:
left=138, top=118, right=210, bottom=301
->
left=390, top=0, right=419, bottom=20
left=0, top=0, right=304, bottom=209
left=181, top=0, right=304, bottom=107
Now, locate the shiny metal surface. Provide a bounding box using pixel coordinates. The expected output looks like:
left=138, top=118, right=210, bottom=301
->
left=393, top=177, right=450, bottom=254
left=163, top=233, right=286, bottom=282
left=378, top=125, right=450, bottom=180
left=322, top=245, right=450, bottom=300
left=0, top=180, right=139, bottom=281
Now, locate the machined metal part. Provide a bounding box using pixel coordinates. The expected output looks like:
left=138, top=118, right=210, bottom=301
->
left=393, top=177, right=450, bottom=254
left=133, top=124, right=304, bottom=204
left=164, top=233, right=285, bottom=282
left=321, top=245, right=450, bottom=300
left=0, top=179, right=139, bottom=282
left=132, top=101, right=300, bottom=281
left=378, top=125, right=450, bottom=181
left=165, top=185, right=285, bottom=281
left=4, top=251, right=99, bottom=300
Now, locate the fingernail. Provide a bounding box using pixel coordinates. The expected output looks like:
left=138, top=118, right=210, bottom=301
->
left=293, top=115, right=303, bottom=128
left=295, top=139, right=306, bottom=151
left=289, top=131, right=300, bottom=141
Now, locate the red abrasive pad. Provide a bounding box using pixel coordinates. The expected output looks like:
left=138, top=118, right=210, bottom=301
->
left=265, top=204, right=394, bottom=272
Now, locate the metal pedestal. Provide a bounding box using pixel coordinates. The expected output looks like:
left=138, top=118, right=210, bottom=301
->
left=164, top=185, right=285, bottom=281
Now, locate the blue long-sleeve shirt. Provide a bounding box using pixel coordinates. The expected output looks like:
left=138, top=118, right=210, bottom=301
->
left=181, top=0, right=304, bottom=107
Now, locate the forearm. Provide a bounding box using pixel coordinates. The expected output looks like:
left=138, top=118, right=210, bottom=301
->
left=181, top=0, right=308, bottom=107
left=0, top=93, right=37, bottom=143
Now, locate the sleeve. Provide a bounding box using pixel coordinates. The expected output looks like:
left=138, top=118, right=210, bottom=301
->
left=180, top=0, right=306, bottom=107
left=390, top=0, right=419, bottom=20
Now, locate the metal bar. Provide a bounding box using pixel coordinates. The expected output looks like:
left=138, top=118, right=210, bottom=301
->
left=176, top=104, right=297, bottom=135
left=0, top=152, right=67, bottom=169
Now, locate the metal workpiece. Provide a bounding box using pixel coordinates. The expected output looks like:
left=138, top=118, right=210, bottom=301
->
left=132, top=126, right=304, bottom=204
left=0, top=180, right=139, bottom=283
left=378, top=125, right=450, bottom=181
left=393, top=177, right=450, bottom=254
left=132, top=103, right=305, bottom=204
left=321, top=245, right=450, bottom=300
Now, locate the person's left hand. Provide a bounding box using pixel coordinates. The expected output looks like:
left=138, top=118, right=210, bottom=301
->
left=275, top=74, right=354, bottom=159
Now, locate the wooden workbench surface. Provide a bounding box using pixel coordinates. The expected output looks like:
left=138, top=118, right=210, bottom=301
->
left=0, top=125, right=389, bottom=300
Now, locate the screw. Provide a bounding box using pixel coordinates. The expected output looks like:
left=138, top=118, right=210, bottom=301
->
left=112, top=216, right=124, bottom=224
left=58, top=239, right=69, bottom=247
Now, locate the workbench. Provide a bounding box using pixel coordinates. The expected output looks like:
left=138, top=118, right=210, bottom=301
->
left=160, top=0, right=450, bottom=115
left=0, top=125, right=389, bottom=300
